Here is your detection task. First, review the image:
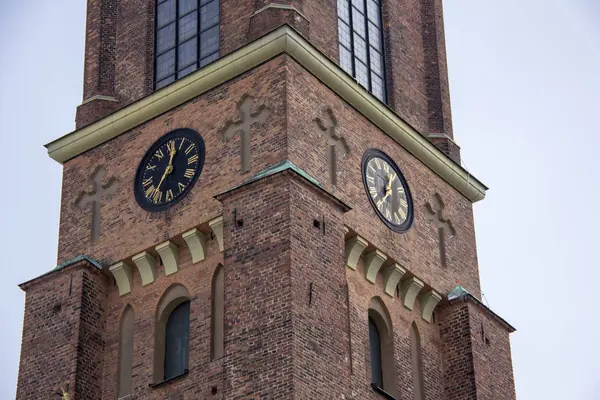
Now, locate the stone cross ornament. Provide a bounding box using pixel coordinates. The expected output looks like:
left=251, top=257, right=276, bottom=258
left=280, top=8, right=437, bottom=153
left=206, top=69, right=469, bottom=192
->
left=425, top=193, right=456, bottom=268
left=222, top=94, right=271, bottom=173
left=75, top=166, right=119, bottom=242
left=314, top=107, right=349, bottom=188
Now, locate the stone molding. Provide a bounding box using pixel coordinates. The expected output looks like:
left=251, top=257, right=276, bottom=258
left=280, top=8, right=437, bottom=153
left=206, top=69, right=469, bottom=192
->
left=401, top=277, right=425, bottom=310
left=103, top=215, right=223, bottom=296
left=182, top=228, right=207, bottom=263
left=381, top=263, right=406, bottom=297
left=45, top=26, right=486, bottom=203
left=209, top=216, right=224, bottom=252
left=344, top=228, right=443, bottom=323
left=419, top=290, right=442, bottom=322
left=364, top=250, right=387, bottom=283
left=132, top=251, right=157, bottom=286
left=109, top=261, right=133, bottom=296
left=155, top=241, right=180, bottom=276
left=345, top=235, right=368, bottom=270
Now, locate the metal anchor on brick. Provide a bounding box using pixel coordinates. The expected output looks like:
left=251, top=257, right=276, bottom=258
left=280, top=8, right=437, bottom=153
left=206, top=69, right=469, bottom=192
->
left=222, top=94, right=271, bottom=173
left=314, top=107, right=349, bottom=188
left=75, top=166, right=119, bottom=242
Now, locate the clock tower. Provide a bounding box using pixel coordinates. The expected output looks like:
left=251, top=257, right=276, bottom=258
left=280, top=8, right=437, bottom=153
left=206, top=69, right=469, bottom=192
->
left=16, top=0, right=517, bottom=399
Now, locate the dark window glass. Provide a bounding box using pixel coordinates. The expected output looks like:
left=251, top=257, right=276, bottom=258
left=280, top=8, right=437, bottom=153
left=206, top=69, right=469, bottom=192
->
left=164, top=301, right=190, bottom=380
left=179, top=0, right=198, bottom=15
left=155, top=0, right=220, bottom=89
left=337, top=0, right=386, bottom=102
left=369, top=317, right=383, bottom=388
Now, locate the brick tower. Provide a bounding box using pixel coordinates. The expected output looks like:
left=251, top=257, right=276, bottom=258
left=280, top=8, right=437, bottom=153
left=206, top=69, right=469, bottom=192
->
left=16, top=0, right=516, bottom=399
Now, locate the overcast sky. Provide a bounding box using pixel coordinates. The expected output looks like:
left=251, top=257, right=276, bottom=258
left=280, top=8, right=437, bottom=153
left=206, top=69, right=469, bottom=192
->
left=1, top=0, right=599, bottom=398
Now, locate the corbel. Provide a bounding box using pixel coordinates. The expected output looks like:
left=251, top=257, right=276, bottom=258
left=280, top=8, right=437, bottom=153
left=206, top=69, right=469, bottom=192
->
left=155, top=240, right=180, bottom=276
left=345, top=235, right=368, bottom=270
left=209, top=216, right=224, bottom=252
left=109, top=261, right=133, bottom=296
left=364, top=250, right=387, bottom=283
left=400, top=276, right=425, bottom=310
left=182, top=228, right=207, bottom=263
left=132, top=251, right=157, bottom=286
left=381, top=263, right=407, bottom=297
left=420, top=290, right=442, bottom=323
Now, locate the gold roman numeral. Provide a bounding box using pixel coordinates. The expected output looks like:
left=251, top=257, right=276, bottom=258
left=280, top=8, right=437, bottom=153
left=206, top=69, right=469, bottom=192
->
left=152, top=189, right=163, bottom=203
left=178, top=182, right=186, bottom=192
left=394, top=212, right=402, bottom=224
left=398, top=206, right=407, bottom=220
left=367, top=176, right=375, bottom=184
left=383, top=162, right=390, bottom=173
left=167, top=140, right=175, bottom=153
left=166, top=189, right=174, bottom=202
left=145, top=185, right=156, bottom=198
left=397, top=187, right=405, bottom=195
left=185, top=143, right=195, bottom=155
left=142, top=177, right=153, bottom=187
left=399, top=198, right=408, bottom=208
left=155, top=149, right=164, bottom=160
left=146, top=164, right=157, bottom=171
left=374, top=158, right=381, bottom=169
left=184, top=168, right=195, bottom=179
left=376, top=199, right=385, bottom=209
left=188, top=154, right=198, bottom=164
left=179, top=138, right=186, bottom=150
left=369, top=186, right=378, bottom=197
left=385, top=209, right=391, bottom=220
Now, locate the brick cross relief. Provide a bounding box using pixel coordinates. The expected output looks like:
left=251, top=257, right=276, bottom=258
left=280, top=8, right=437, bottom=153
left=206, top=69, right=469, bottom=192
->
left=425, top=193, right=456, bottom=268
left=222, top=94, right=271, bottom=173
left=75, top=166, right=119, bottom=243
left=314, top=108, right=349, bottom=187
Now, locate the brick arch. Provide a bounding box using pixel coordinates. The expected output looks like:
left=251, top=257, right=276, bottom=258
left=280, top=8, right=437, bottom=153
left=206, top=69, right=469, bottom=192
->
left=410, top=321, right=425, bottom=400
left=117, top=304, right=134, bottom=398
left=211, top=263, right=224, bottom=360
left=153, top=283, right=191, bottom=382
left=368, top=296, right=398, bottom=397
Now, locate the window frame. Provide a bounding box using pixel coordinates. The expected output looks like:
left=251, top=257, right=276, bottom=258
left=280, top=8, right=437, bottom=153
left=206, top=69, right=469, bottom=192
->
left=337, top=0, right=388, bottom=103
left=154, top=0, right=221, bottom=90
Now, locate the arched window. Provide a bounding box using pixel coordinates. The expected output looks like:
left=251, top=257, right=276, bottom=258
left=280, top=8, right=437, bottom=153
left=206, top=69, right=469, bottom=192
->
left=154, top=0, right=221, bottom=89
left=337, top=0, right=386, bottom=102
left=411, top=322, right=425, bottom=400
left=368, top=297, right=397, bottom=396
left=117, top=305, right=134, bottom=398
left=211, top=264, right=224, bottom=360
left=154, top=284, right=191, bottom=382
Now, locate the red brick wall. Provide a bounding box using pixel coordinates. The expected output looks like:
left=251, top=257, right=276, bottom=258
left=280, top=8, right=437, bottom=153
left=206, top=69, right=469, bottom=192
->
left=16, top=261, right=109, bottom=400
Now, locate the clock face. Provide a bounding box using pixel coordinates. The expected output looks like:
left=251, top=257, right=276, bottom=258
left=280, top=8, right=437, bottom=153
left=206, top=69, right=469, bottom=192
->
left=361, top=149, right=413, bottom=232
left=134, top=129, right=205, bottom=211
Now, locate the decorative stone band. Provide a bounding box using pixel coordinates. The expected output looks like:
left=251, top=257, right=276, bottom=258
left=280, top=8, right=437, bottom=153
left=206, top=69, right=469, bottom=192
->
left=45, top=25, right=487, bottom=203
left=108, top=215, right=225, bottom=296
left=344, top=229, right=442, bottom=323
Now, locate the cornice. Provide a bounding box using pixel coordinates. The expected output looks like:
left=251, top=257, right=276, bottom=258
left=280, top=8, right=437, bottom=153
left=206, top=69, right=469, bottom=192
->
left=45, top=25, right=487, bottom=202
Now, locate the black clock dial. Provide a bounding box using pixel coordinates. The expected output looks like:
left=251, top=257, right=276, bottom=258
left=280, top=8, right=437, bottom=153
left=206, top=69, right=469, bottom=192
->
left=361, top=149, right=413, bottom=232
left=134, top=129, right=205, bottom=212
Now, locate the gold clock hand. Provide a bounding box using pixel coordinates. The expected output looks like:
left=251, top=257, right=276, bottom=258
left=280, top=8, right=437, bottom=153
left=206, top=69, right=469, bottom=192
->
left=156, top=143, right=177, bottom=191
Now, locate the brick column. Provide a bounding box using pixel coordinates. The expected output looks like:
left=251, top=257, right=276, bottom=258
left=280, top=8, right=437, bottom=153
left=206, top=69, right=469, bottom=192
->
left=438, top=298, right=516, bottom=400
left=217, top=167, right=351, bottom=399
left=16, top=259, right=109, bottom=400
left=76, top=0, right=120, bottom=128
left=248, top=0, right=309, bottom=41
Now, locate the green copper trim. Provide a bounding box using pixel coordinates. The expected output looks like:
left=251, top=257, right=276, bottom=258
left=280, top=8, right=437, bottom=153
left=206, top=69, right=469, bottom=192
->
left=52, top=255, right=103, bottom=272
left=448, top=285, right=516, bottom=333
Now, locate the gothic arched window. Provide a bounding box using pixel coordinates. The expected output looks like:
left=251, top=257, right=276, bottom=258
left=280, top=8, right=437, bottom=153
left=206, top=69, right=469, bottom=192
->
left=117, top=305, right=134, bottom=398
left=368, top=297, right=398, bottom=397
left=411, top=322, right=425, bottom=400
left=164, top=301, right=190, bottom=379
left=155, top=0, right=221, bottom=89
left=154, top=284, right=191, bottom=382
left=337, top=0, right=386, bottom=101
left=211, top=264, right=224, bottom=360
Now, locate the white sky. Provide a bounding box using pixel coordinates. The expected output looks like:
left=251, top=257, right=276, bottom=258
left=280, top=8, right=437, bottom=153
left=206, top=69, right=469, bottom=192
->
left=1, top=0, right=599, bottom=398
